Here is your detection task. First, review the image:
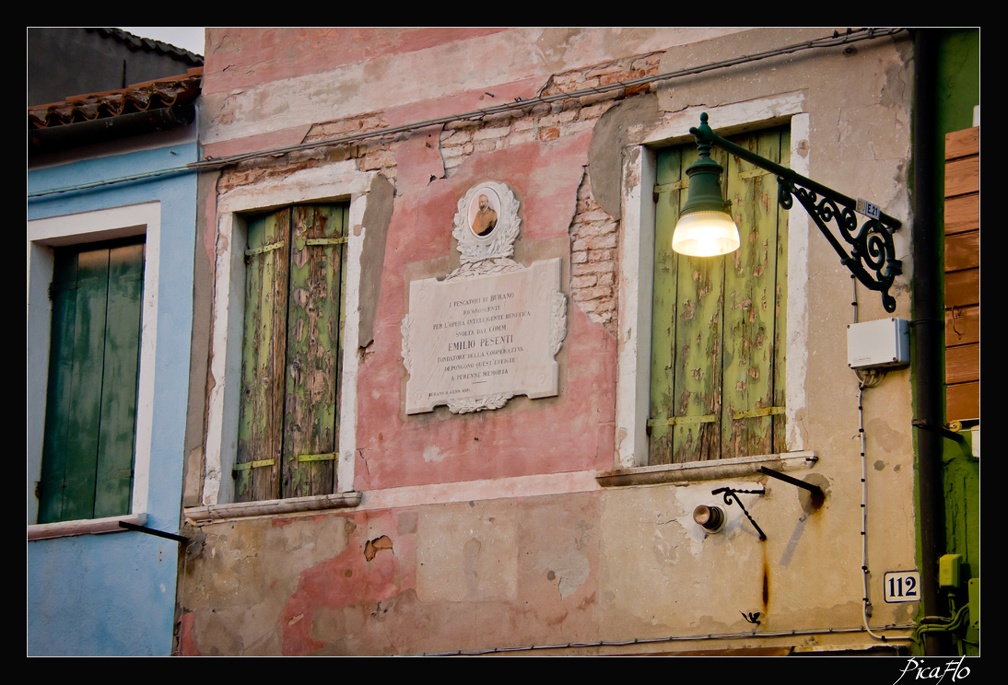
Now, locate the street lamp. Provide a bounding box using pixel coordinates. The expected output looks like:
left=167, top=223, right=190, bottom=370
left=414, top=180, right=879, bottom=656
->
left=671, top=113, right=903, bottom=313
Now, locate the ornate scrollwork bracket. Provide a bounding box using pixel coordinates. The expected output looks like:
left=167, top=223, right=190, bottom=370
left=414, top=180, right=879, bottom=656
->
left=780, top=178, right=902, bottom=313
left=690, top=114, right=902, bottom=313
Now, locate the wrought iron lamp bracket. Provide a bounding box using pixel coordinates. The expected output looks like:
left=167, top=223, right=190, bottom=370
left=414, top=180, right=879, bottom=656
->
left=690, top=113, right=902, bottom=313
left=711, top=486, right=767, bottom=541
left=779, top=178, right=902, bottom=313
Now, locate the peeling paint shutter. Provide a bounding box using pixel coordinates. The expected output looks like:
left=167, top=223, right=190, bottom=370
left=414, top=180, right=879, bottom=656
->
left=649, top=127, right=789, bottom=464
left=236, top=205, right=347, bottom=501
left=39, top=239, right=143, bottom=523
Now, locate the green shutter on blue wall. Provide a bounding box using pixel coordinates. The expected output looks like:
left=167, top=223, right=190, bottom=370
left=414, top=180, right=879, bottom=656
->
left=38, top=238, right=144, bottom=523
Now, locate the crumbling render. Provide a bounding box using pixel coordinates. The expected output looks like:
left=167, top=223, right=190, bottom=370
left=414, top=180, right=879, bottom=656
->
left=364, top=535, right=394, bottom=561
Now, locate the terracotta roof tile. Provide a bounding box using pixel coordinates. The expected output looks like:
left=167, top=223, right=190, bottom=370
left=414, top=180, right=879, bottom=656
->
left=28, top=67, right=203, bottom=130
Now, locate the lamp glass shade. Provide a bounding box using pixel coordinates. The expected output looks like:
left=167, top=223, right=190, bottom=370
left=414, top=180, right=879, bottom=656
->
left=671, top=210, right=740, bottom=257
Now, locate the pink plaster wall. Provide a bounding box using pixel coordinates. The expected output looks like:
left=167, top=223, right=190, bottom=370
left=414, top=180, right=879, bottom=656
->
left=356, top=129, right=616, bottom=491
left=202, top=28, right=507, bottom=94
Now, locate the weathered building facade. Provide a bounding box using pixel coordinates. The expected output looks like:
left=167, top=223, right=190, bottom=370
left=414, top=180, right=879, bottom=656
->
left=176, top=28, right=977, bottom=656
left=27, top=29, right=203, bottom=654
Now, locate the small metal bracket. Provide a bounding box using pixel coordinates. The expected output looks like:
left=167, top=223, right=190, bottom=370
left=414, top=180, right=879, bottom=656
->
left=912, top=418, right=969, bottom=444
left=711, top=486, right=766, bottom=541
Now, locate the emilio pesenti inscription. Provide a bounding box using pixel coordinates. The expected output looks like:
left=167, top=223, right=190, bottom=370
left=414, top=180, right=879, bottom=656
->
left=402, top=181, right=567, bottom=414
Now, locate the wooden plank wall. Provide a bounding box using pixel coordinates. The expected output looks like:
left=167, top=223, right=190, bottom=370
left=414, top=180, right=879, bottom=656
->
left=944, top=126, right=979, bottom=422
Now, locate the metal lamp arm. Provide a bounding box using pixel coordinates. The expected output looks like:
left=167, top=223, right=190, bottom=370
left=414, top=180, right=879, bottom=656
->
left=691, top=121, right=903, bottom=313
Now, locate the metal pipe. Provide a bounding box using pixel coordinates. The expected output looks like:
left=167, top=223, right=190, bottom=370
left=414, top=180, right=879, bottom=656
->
left=910, top=28, right=952, bottom=655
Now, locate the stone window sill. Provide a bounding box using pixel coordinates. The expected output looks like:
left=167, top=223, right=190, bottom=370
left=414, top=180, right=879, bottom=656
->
left=596, top=451, right=818, bottom=487
left=28, top=513, right=148, bottom=541
left=184, top=491, right=362, bottom=524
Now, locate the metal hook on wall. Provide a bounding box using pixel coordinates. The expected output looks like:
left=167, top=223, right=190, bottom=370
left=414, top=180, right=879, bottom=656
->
left=711, top=486, right=767, bottom=541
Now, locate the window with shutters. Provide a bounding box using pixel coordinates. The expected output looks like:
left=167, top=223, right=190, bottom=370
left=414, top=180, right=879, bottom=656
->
left=234, top=204, right=348, bottom=501
left=37, top=238, right=145, bottom=523
left=647, top=126, right=789, bottom=464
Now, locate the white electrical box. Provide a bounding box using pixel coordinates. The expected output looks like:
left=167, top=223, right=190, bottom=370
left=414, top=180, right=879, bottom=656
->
left=847, top=318, right=910, bottom=370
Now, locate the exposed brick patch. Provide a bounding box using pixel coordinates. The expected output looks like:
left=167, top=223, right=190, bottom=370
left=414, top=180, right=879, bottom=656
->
left=436, top=52, right=662, bottom=178
left=569, top=169, right=618, bottom=331
left=303, top=112, right=390, bottom=143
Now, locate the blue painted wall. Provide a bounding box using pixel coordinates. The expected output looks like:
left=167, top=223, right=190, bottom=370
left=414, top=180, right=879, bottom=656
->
left=27, top=142, right=198, bottom=655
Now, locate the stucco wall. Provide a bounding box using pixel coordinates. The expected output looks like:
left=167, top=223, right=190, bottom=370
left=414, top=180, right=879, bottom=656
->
left=180, top=27, right=919, bottom=655
left=28, top=141, right=199, bottom=655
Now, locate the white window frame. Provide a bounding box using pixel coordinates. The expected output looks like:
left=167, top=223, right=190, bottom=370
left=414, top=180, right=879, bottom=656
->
left=27, top=202, right=161, bottom=533
left=614, top=99, right=812, bottom=473
left=200, top=162, right=374, bottom=509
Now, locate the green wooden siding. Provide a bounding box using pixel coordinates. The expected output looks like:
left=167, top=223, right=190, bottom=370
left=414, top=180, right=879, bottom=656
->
left=39, top=239, right=144, bottom=523
left=236, top=204, right=347, bottom=502
left=649, top=127, right=789, bottom=464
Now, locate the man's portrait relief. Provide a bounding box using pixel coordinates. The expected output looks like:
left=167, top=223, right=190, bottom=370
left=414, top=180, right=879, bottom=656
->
left=452, top=181, right=519, bottom=264
left=469, top=190, right=500, bottom=237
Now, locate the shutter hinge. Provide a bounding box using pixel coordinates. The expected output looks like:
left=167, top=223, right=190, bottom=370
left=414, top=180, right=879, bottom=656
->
left=305, top=237, right=347, bottom=247
left=653, top=180, right=688, bottom=203
left=298, top=452, right=337, bottom=463
left=647, top=414, right=716, bottom=427
left=244, top=240, right=285, bottom=263
left=232, top=458, right=275, bottom=478
left=732, top=406, right=786, bottom=420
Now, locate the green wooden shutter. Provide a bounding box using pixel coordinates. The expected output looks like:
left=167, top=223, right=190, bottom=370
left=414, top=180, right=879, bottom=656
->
left=237, top=209, right=290, bottom=502
left=282, top=205, right=345, bottom=498
left=38, top=239, right=143, bottom=523
left=649, top=127, right=788, bottom=464
left=236, top=205, right=346, bottom=502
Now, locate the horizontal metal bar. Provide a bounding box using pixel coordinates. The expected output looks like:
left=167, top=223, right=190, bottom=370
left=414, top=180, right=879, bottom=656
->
left=647, top=414, right=717, bottom=426
left=652, top=180, right=688, bottom=202
left=298, top=452, right=337, bottom=463
left=118, top=520, right=188, bottom=544
left=244, top=241, right=284, bottom=257
left=232, top=458, right=275, bottom=472
left=305, top=237, right=346, bottom=246
left=733, top=406, right=785, bottom=420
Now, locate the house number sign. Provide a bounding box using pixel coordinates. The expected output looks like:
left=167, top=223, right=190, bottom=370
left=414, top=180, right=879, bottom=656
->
left=883, top=570, right=921, bottom=603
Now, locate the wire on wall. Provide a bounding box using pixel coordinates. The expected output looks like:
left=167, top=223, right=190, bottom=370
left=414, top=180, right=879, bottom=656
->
left=849, top=273, right=887, bottom=641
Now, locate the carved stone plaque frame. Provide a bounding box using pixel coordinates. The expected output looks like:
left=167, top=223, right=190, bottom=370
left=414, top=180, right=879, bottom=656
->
left=402, top=181, right=567, bottom=414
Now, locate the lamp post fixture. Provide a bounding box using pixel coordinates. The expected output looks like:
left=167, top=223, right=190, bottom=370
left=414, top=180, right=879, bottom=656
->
left=671, top=112, right=903, bottom=313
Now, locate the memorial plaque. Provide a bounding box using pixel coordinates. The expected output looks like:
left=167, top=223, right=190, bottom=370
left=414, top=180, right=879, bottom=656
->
left=401, top=181, right=567, bottom=414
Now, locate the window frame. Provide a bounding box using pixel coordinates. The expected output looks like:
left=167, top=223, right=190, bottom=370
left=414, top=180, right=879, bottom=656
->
left=200, top=163, right=372, bottom=513
left=613, top=102, right=813, bottom=476
left=28, top=202, right=161, bottom=533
